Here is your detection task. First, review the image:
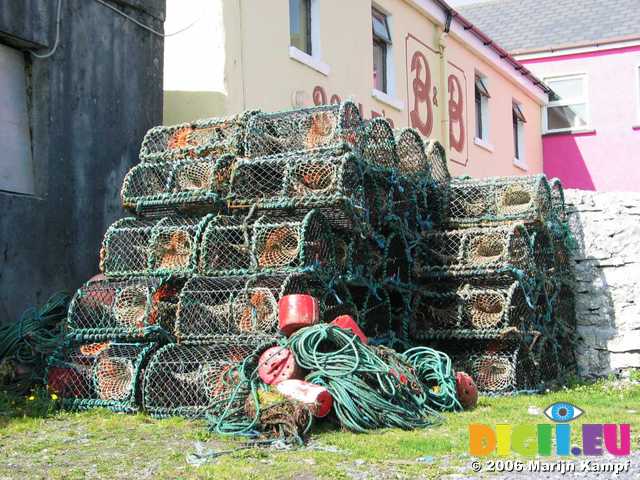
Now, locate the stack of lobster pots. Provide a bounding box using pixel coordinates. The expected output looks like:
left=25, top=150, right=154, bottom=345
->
left=46, top=102, right=446, bottom=416
left=412, top=173, right=576, bottom=395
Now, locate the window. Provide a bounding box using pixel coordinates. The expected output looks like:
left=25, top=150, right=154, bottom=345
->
left=372, top=8, right=391, bottom=93
left=289, top=0, right=311, bottom=55
left=544, top=74, right=588, bottom=133
left=512, top=101, right=526, bottom=167
left=474, top=73, right=490, bottom=142
left=0, top=44, right=34, bottom=195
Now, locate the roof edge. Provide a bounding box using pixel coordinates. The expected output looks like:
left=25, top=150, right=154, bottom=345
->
left=512, top=34, right=640, bottom=57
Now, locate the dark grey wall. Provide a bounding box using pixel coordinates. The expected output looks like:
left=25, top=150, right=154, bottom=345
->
left=0, top=0, right=165, bottom=323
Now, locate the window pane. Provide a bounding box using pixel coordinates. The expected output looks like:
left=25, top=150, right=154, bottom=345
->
left=547, top=103, right=588, bottom=130
left=475, top=76, right=490, bottom=98
left=373, top=40, right=386, bottom=92
left=475, top=91, right=482, bottom=139
left=290, top=0, right=311, bottom=54
left=547, top=76, right=584, bottom=101
left=372, top=10, right=391, bottom=44
left=513, top=113, right=519, bottom=159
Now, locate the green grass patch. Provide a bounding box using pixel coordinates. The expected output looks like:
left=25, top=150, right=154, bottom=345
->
left=0, top=379, right=638, bottom=479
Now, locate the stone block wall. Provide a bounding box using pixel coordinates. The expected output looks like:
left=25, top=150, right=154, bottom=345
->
left=566, top=189, right=640, bottom=377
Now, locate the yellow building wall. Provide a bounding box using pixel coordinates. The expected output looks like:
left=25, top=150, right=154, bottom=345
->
left=164, top=0, right=545, bottom=176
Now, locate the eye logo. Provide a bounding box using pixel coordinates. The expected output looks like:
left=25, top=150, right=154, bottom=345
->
left=544, top=402, right=584, bottom=422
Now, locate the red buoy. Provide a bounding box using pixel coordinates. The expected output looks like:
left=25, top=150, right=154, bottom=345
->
left=456, top=371, right=478, bottom=410
left=278, top=294, right=319, bottom=337
left=275, top=379, right=333, bottom=417
left=257, top=346, right=302, bottom=385
left=330, top=315, right=368, bottom=344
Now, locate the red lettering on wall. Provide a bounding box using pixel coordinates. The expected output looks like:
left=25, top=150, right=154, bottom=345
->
left=448, top=74, right=465, bottom=153
left=330, top=94, right=341, bottom=104
left=312, top=86, right=327, bottom=105
left=409, top=51, right=433, bottom=136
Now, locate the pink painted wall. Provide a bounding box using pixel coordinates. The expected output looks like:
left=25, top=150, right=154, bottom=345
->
left=521, top=45, right=640, bottom=192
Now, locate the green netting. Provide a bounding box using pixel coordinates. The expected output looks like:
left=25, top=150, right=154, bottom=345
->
left=100, top=215, right=212, bottom=278
left=409, top=280, right=534, bottom=340
left=47, top=340, right=157, bottom=412
left=174, top=274, right=325, bottom=343
left=143, top=339, right=273, bottom=418
left=139, top=111, right=256, bottom=163
left=121, top=155, right=235, bottom=217
left=66, top=277, right=180, bottom=341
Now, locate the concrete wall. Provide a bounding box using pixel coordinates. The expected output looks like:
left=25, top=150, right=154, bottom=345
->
left=522, top=45, right=640, bottom=192
left=566, top=189, right=640, bottom=377
left=0, top=0, right=165, bottom=324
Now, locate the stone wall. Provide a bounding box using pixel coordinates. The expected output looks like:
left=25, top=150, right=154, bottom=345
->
left=566, top=189, right=640, bottom=377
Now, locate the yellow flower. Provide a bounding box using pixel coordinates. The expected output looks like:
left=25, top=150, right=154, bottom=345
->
left=27, top=395, right=36, bottom=401
left=50, top=393, right=58, bottom=401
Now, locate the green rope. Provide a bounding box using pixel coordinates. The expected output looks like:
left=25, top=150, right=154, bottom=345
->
left=0, top=292, right=70, bottom=393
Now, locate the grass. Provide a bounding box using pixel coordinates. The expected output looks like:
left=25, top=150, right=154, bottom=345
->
left=0, top=378, right=638, bottom=479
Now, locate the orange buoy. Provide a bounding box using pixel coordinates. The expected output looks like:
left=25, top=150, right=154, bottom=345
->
left=257, top=346, right=303, bottom=385
left=275, top=379, right=333, bottom=418
left=278, top=294, right=320, bottom=337
left=330, top=315, right=368, bottom=344
left=456, top=371, right=478, bottom=410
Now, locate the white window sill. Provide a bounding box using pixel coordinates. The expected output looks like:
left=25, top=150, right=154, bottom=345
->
left=474, top=137, right=494, bottom=152
left=289, top=46, right=330, bottom=76
left=513, top=158, right=528, bottom=171
left=371, top=89, right=404, bottom=111
left=542, top=128, right=595, bottom=136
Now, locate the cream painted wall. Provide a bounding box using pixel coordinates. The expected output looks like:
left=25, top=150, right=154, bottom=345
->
left=164, top=0, right=545, bottom=176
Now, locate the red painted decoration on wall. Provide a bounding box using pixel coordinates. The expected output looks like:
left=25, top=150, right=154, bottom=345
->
left=448, top=73, right=465, bottom=153
left=409, top=50, right=433, bottom=136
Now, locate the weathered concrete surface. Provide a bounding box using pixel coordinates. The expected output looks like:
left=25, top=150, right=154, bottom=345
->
left=0, top=0, right=165, bottom=323
left=565, top=189, right=640, bottom=377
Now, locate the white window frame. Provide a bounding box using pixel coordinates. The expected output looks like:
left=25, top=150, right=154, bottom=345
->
left=543, top=73, right=590, bottom=134
left=371, top=4, right=403, bottom=110
left=635, top=64, right=640, bottom=127
left=474, top=71, right=491, bottom=146
left=288, top=0, right=330, bottom=76
left=512, top=100, right=527, bottom=170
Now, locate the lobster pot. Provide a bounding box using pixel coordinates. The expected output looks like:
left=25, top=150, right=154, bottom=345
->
left=425, top=140, right=451, bottom=186
left=139, top=111, right=254, bottom=162
left=198, top=215, right=254, bottom=276
left=409, top=281, right=534, bottom=340
left=333, top=235, right=373, bottom=279
left=357, top=118, right=398, bottom=170
left=228, top=150, right=366, bottom=230
left=47, top=341, right=156, bottom=412
left=549, top=177, right=567, bottom=223
left=371, top=230, right=413, bottom=285
left=175, top=274, right=322, bottom=342
left=443, top=175, right=552, bottom=227
left=143, top=341, right=269, bottom=418
left=347, top=285, right=395, bottom=342
left=121, top=156, right=234, bottom=217
left=67, top=277, right=180, bottom=340
left=244, top=102, right=362, bottom=158
left=415, top=223, right=552, bottom=280
left=100, top=216, right=211, bottom=278
left=394, top=128, right=430, bottom=178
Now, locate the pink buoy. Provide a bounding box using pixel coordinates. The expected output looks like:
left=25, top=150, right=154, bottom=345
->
left=278, top=294, right=320, bottom=337
left=330, top=315, right=368, bottom=344
left=257, top=346, right=302, bottom=385
left=275, top=379, right=333, bottom=417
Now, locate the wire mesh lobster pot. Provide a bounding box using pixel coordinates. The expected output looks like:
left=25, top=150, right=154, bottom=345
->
left=549, top=177, right=567, bottom=224
left=67, top=277, right=180, bottom=340
left=228, top=149, right=367, bottom=230
left=415, top=223, right=553, bottom=280
left=357, top=117, right=399, bottom=170
left=121, top=155, right=235, bottom=217
left=175, top=274, right=325, bottom=342
left=370, top=230, right=413, bottom=285
left=244, top=102, right=363, bottom=158
left=198, top=210, right=335, bottom=276
left=442, top=175, right=552, bottom=227
left=143, top=340, right=271, bottom=418
left=100, top=215, right=211, bottom=278
left=395, top=128, right=430, bottom=178
left=139, top=111, right=255, bottom=163
left=47, top=341, right=156, bottom=412
left=409, top=281, right=534, bottom=340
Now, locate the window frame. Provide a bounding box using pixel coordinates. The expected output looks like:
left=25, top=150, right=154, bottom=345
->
left=289, top=0, right=312, bottom=55
left=512, top=100, right=526, bottom=169
left=635, top=64, right=640, bottom=126
left=288, top=0, right=329, bottom=76
left=543, top=73, right=590, bottom=134
left=372, top=6, right=393, bottom=96
left=474, top=72, right=491, bottom=145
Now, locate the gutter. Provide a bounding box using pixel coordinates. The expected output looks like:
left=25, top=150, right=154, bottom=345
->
left=432, top=0, right=552, bottom=96
left=512, top=34, right=640, bottom=57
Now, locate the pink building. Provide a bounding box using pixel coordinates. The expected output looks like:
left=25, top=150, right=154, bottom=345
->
left=460, top=0, right=640, bottom=192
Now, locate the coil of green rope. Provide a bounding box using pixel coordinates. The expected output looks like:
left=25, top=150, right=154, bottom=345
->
left=0, top=292, right=70, bottom=393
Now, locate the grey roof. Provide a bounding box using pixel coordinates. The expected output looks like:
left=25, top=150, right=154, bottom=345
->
left=458, top=0, right=640, bottom=53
